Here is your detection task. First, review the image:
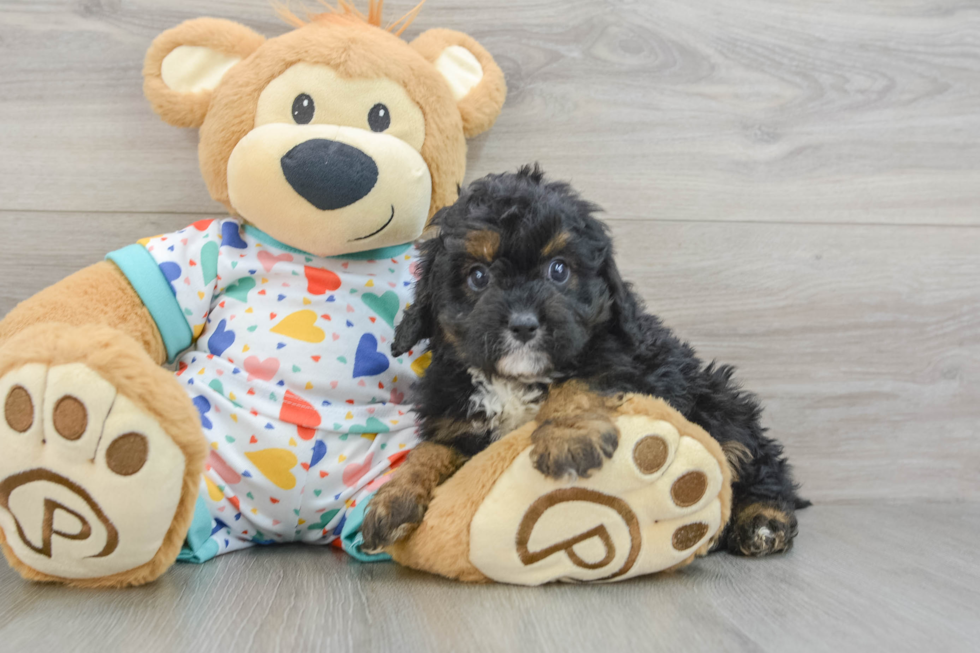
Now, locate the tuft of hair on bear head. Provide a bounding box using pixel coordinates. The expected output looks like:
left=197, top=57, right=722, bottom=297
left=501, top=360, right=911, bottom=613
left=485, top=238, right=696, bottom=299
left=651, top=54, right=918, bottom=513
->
left=274, top=0, right=427, bottom=36
left=144, top=2, right=506, bottom=256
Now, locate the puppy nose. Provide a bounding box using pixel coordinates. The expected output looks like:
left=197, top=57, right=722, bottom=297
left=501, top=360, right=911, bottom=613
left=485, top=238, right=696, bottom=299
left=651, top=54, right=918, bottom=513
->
left=281, top=139, right=379, bottom=211
left=509, top=313, right=540, bottom=343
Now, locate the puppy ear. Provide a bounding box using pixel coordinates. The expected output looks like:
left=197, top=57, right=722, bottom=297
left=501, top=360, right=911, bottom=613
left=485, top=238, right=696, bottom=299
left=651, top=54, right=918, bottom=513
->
left=601, top=248, right=644, bottom=346
left=392, top=223, right=446, bottom=357
left=411, top=29, right=507, bottom=138
left=143, top=18, right=265, bottom=128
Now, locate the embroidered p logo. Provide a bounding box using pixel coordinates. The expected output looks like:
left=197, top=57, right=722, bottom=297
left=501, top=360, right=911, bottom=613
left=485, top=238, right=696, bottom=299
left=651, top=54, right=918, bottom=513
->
left=0, top=468, right=119, bottom=560
left=515, top=488, right=641, bottom=581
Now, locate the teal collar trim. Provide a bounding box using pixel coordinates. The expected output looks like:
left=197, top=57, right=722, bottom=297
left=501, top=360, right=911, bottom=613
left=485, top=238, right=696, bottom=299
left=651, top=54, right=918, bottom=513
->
left=335, top=242, right=413, bottom=260
left=242, top=223, right=310, bottom=255
left=242, top=223, right=413, bottom=260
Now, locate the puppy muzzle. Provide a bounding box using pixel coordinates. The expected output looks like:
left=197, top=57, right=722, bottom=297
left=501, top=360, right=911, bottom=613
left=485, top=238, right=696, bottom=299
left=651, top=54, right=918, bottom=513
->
left=495, top=329, right=552, bottom=380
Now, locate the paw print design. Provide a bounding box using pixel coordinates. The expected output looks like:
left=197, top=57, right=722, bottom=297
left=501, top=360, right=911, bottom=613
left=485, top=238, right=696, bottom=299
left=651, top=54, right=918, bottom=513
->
left=0, top=361, right=191, bottom=582
left=468, top=412, right=730, bottom=584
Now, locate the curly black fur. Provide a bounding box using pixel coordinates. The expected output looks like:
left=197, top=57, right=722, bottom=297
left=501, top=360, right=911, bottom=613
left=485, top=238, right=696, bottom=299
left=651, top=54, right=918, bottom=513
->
left=394, top=164, right=809, bottom=555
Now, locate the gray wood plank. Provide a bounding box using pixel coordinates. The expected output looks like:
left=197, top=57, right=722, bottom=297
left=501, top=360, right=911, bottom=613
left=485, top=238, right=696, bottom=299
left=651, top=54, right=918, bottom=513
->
left=609, top=218, right=980, bottom=503
left=2, top=212, right=977, bottom=502
left=1, top=502, right=977, bottom=653
left=0, top=211, right=211, bottom=312
left=1, top=0, right=978, bottom=224
left=1, top=1, right=978, bottom=650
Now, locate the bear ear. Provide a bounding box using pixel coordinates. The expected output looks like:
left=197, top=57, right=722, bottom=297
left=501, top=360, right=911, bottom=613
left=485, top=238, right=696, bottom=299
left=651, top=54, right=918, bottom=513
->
left=411, top=29, right=507, bottom=138
left=143, top=18, right=265, bottom=128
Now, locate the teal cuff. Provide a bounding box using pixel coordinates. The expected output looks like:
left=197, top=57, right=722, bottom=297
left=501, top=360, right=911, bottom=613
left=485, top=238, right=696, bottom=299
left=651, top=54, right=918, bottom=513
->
left=341, top=492, right=392, bottom=562
left=176, top=495, right=220, bottom=564
left=107, top=243, right=193, bottom=363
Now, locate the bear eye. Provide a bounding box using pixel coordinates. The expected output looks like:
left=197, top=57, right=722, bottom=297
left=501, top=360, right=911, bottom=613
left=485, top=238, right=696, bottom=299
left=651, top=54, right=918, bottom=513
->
left=467, top=265, right=490, bottom=291
left=547, top=259, right=569, bottom=284
left=292, top=94, right=314, bottom=124
left=368, top=103, right=391, bottom=132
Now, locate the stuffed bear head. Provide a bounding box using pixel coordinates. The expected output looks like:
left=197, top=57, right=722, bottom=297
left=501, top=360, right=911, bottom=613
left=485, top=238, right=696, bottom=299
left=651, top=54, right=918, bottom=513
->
left=143, top=2, right=505, bottom=256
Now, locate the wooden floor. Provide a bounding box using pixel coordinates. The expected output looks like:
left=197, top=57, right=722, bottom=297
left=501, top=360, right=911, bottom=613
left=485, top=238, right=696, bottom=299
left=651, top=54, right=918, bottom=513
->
left=2, top=503, right=978, bottom=652
left=0, top=0, right=978, bottom=651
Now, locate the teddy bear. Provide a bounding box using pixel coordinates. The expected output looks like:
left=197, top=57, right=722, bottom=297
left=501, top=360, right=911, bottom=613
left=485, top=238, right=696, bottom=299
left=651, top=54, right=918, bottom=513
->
left=0, top=2, right=730, bottom=587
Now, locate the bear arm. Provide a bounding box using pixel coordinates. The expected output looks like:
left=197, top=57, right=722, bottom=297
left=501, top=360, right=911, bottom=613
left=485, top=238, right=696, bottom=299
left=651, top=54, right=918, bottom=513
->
left=0, top=261, right=166, bottom=365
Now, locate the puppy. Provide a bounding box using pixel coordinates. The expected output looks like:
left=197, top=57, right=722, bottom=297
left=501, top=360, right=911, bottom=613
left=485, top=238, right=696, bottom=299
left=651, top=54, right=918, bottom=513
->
left=362, top=165, right=808, bottom=555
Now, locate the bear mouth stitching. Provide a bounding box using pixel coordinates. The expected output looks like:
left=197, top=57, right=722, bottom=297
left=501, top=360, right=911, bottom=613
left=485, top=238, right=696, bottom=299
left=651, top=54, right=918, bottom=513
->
left=350, top=205, right=396, bottom=242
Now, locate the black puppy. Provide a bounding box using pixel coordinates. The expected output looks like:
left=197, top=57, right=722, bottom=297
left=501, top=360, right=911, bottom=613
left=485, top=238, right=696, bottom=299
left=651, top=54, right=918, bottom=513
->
left=362, top=165, right=807, bottom=555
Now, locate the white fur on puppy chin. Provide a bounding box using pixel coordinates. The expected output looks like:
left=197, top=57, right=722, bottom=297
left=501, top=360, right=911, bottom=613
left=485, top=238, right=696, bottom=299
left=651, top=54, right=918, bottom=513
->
left=496, top=350, right=551, bottom=379
left=495, top=331, right=552, bottom=380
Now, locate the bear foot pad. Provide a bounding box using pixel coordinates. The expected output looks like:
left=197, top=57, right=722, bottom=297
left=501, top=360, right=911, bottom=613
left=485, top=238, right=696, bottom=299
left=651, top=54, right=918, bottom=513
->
left=469, top=414, right=726, bottom=584
left=0, top=363, right=186, bottom=581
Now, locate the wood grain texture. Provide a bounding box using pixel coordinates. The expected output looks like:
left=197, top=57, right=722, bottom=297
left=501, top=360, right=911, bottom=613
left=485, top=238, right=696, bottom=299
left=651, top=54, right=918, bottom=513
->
left=0, top=0, right=978, bottom=223
left=2, top=212, right=976, bottom=502
left=1, top=2, right=979, bottom=647
left=1, top=503, right=977, bottom=653
left=0, top=212, right=209, bottom=312
left=608, top=218, right=980, bottom=503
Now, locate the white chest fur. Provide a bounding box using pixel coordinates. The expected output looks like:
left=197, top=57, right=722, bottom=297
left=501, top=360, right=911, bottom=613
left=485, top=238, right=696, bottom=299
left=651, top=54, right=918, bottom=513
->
left=467, top=369, right=548, bottom=437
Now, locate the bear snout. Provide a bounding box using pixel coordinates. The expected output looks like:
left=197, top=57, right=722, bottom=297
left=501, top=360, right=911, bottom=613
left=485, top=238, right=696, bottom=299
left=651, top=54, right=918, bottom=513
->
left=280, top=138, right=379, bottom=211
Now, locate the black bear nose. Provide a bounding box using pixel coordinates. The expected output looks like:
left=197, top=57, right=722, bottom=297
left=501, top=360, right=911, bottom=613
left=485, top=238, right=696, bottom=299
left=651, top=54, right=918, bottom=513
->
left=280, top=139, right=378, bottom=211
left=509, top=313, right=540, bottom=344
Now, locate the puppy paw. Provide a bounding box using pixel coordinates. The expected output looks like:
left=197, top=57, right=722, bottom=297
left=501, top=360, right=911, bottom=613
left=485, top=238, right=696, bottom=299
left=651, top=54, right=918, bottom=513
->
left=727, top=503, right=797, bottom=556
left=530, top=417, right=619, bottom=480
left=361, top=484, right=428, bottom=553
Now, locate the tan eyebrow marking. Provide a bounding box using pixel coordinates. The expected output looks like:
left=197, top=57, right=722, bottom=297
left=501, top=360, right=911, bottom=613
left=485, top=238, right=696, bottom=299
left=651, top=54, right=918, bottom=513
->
left=465, top=230, right=501, bottom=262
left=541, top=231, right=571, bottom=258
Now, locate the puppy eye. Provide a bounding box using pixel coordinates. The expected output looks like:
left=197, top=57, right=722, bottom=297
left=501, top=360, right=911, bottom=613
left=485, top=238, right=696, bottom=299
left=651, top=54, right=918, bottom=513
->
left=547, top=259, right=570, bottom=284
left=292, top=94, right=315, bottom=124
left=368, top=103, right=391, bottom=132
left=467, top=265, right=490, bottom=291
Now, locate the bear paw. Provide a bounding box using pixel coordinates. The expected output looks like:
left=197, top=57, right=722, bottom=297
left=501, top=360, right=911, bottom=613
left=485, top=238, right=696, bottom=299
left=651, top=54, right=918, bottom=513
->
left=468, top=413, right=728, bottom=584
left=0, top=361, right=192, bottom=584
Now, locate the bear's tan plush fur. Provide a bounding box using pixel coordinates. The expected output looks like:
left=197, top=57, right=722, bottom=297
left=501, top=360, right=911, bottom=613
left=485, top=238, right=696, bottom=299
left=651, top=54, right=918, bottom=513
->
left=0, top=2, right=507, bottom=588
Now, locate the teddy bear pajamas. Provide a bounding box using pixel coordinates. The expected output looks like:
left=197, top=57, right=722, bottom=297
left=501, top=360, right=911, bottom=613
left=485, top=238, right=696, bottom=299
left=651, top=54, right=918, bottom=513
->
left=108, top=218, right=423, bottom=559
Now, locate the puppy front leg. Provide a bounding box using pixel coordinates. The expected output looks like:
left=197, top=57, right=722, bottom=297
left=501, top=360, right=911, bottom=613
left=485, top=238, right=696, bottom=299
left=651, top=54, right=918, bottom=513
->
left=530, top=381, right=623, bottom=480
left=361, top=441, right=466, bottom=552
